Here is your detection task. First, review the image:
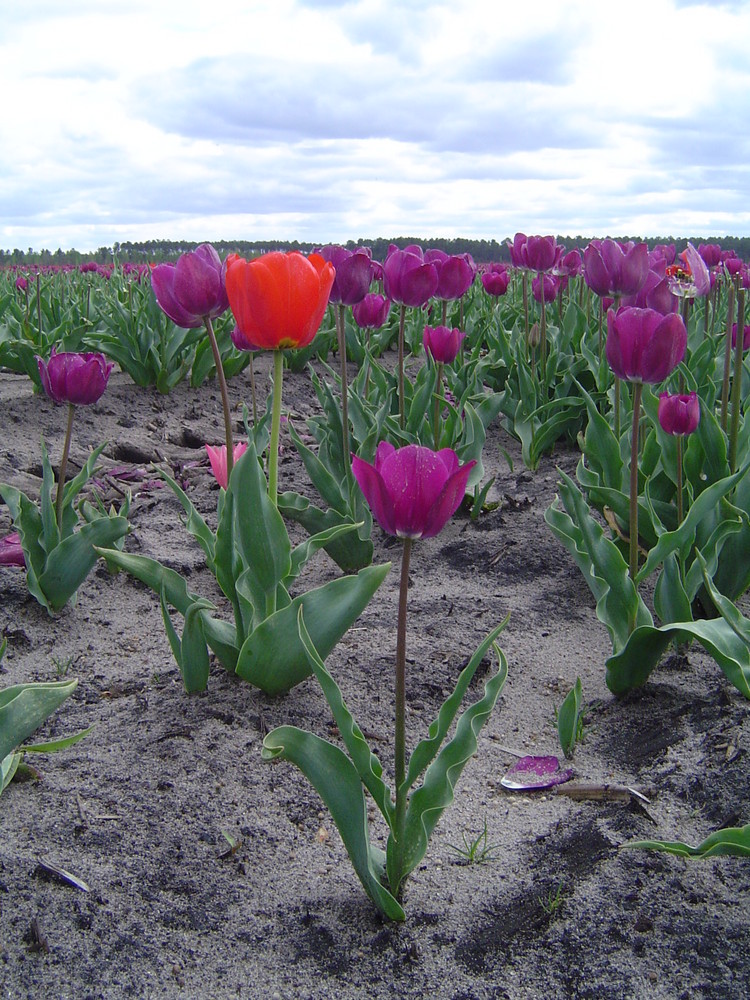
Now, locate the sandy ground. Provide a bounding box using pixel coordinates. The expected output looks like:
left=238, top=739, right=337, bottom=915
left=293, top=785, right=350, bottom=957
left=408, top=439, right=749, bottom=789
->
left=0, top=357, right=748, bottom=1000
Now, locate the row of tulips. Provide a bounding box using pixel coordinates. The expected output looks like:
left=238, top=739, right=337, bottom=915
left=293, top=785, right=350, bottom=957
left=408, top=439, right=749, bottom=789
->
left=2, top=235, right=750, bottom=917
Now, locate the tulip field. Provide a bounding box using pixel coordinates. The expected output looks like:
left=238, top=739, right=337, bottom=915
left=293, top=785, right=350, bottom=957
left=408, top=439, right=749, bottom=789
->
left=0, top=239, right=749, bottom=998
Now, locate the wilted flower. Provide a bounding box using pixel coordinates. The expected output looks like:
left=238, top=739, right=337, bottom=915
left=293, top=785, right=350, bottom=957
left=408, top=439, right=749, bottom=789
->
left=658, top=392, right=701, bottom=436
left=606, top=307, right=687, bottom=384
left=205, top=442, right=248, bottom=489
left=151, top=243, right=229, bottom=328
left=666, top=243, right=711, bottom=299
left=37, top=348, right=113, bottom=406
left=226, top=251, right=335, bottom=351
left=422, top=325, right=466, bottom=365
left=352, top=293, right=391, bottom=329
left=351, top=441, right=475, bottom=540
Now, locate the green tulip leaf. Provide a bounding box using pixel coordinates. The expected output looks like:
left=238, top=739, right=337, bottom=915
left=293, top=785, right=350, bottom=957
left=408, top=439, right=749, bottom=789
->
left=158, top=465, right=216, bottom=564
left=262, top=725, right=405, bottom=921
left=557, top=677, right=583, bottom=758
left=0, top=679, right=78, bottom=762
left=94, top=548, right=208, bottom=617
left=623, top=824, right=750, bottom=858
left=39, top=515, right=130, bottom=611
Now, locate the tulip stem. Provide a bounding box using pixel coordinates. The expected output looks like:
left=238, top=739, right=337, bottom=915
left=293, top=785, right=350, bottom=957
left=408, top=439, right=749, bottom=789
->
left=55, top=403, right=75, bottom=535
left=522, top=272, right=529, bottom=343
left=676, top=436, right=684, bottom=526
left=539, top=271, right=547, bottom=368
left=268, top=349, right=284, bottom=507
left=335, top=304, right=352, bottom=480
left=393, top=535, right=412, bottom=898
left=628, top=381, right=643, bottom=588
left=720, top=283, right=736, bottom=431
left=398, top=304, right=406, bottom=430
left=728, top=287, right=746, bottom=475
left=249, top=353, right=258, bottom=426
left=203, top=316, right=235, bottom=482
left=433, top=362, right=443, bottom=450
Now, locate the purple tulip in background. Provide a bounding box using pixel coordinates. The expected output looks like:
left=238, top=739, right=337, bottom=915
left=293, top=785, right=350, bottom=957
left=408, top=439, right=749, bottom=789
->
left=531, top=273, right=560, bottom=303
left=0, top=532, right=25, bottom=568
left=352, top=293, right=391, bottom=329
left=316, top=245, right=373, bottom=305
left=622, top=269, right=677, bottom=315
left=583, top=239, right=649, bottom=299
left=351, top=441, right=475, bottom=540
left=732, top=323, right=750, bottom=350
left=205, top=442, right=248, bottom=489
left=698, top=244, right=723, bottom=269
left=509, top=234, right=561, bottom=273
left=606, top=307, right=687, bottom=384
left=424, top=250, right=476, bottom=300
left=383, top=245, right=439, bottom=308
left=480, top=263, right=510, bottom=297
left=151, top=243, right=229, bottom=328
left=37, top=348, right=113, bottom=406
left=422, top=325, right=466, bottom=365
left=557, top=249, right=582, bottom=277
left=15, top=276, right=28, bottom=291
left=658, top=392, right=701, bottom=436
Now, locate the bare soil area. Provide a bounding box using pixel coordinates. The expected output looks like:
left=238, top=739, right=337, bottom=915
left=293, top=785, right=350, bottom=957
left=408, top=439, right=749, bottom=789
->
left=0, top=357, right=748, bottom=999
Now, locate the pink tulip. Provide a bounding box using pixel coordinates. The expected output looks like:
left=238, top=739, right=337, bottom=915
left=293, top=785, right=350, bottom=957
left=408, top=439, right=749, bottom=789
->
left=351, top=441, right=475, bottom=539
left=205, top=442, right=248, bottom=489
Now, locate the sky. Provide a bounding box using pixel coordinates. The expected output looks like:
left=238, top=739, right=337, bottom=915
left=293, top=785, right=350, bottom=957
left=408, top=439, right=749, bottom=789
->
left=2, top=0, right=750, bottom=253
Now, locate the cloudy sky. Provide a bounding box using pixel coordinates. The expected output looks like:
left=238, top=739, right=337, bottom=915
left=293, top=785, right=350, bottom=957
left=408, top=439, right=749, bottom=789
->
left=2, top=0, right=749, bottom=252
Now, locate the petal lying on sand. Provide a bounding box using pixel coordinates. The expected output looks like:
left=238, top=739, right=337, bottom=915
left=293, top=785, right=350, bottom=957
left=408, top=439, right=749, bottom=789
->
left=500, top=755, right=574, bottom=791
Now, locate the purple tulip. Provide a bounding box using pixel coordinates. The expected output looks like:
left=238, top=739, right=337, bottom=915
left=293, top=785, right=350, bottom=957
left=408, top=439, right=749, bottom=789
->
left=698, top=244, right=723, bottom=269
left=666, top=243, right=711, bottom=299
left=531, top=272, right=560, bottom=303
left=509, top=234, right=561, bottom=273
left=622, top=269, right=677, bottom=315
left=658, top=392, right=701, bottom=436
left=606, top=307, right=687, bottom=384
left=317, top=245, right=373, bottom=305
left=583, top=239, right=649, bottom=298
left=36, top=348, right=113, bottom=406
left=480, top=263, right=510, bottom=297
left=151, top=243, right=229, bottom=328
left=425, top=251, right=475, bottom=300
left=383, top=245, right=439, bottom=308
left=557, top=249, right=582, bottom=277
left=732, top=323, right=750, bottom=350
left=351, top=441, right=475, bottom=540
left=14, top=276, right=29, bottom=291
left=0, top=532, right=25, bottom=567
left=423, top=325, right=466, bottom=365
left=352, top=293, right=391, bottom=329
left=724, top=255, right=743, bottom=277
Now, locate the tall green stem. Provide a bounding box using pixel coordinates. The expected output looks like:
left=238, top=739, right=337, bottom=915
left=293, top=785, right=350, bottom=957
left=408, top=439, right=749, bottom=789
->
left=628, top=381, right=643, bottom=588
left=676, top=435, right=684, bottom=526
left=55, top=403, right=75, bottom=534
left=539, top=272, right=547, bottom=368
left=432, top=362, right=443, bottom=450
left=398, top=304, right=406, bottom=430
left=268, top=349, right=284, bottom=507
left=729, top=288, right=746, bottom=475
left=36, top=273, right=43, bottom=350
left=336, top=304, right=351, bottom=479
left=393, top=536, right=412, bottom=897
left=720, top=283, right=736, bottom=431
left=203, top=316, right=235, bottom=481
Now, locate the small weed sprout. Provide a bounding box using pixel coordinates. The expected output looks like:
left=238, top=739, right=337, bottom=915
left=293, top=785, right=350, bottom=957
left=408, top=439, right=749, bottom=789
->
left=540, top=882, right=566, bottom=916
left=51, top=654, right=77, bottom=678
left=447, top=817, right=501, bottom=865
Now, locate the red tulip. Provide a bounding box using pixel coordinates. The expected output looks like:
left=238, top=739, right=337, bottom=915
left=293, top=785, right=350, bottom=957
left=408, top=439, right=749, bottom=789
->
left=226, top=251, right=335, bottom=351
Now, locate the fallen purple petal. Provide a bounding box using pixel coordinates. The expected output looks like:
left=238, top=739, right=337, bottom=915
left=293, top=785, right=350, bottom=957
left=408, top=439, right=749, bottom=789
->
left=500, top=755, right=574, bottom=791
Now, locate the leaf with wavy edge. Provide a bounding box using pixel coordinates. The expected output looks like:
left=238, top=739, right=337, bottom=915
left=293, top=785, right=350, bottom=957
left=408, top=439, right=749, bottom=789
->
left=262, top=726, right=404, bottom=921
left=0, top=680, right=78, bottom=762
left=623, top=825, right=750, bottom=858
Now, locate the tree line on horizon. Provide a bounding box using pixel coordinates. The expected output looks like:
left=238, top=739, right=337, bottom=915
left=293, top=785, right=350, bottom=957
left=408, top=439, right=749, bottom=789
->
left=2, top=234, right=749, bottom=266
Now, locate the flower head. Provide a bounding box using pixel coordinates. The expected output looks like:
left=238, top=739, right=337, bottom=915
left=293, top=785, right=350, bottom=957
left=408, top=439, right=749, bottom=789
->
left=583, top=239, right=649, bottom=299
left=151, top=243, right=229, bottom=328
left=424, top=250, right=476, bottom=300
left=226, top=251, right=335, bottom=351
left=480, top=263, right=510, bottom=297
left=666, top=242, right=711, bottom=299
left=606, top=306, right=687, bottom=384
left=37, top=348, right=113, bottom=405
left=317, top=245, right=373, bottom=305
left=422, top=325, right=466, bottom=364
left=352, top=441, right=475, bottom=540
left=205, top=442, right=248, bottom=489
left=352, top=293, right=391, bottom=329
left=383, top=245, right=439, bottom=308
left=658, top=392, right=701, bottom=437
left=0, top=532, right=25, bottom=567
left=508, top=234, right=561, bottom=273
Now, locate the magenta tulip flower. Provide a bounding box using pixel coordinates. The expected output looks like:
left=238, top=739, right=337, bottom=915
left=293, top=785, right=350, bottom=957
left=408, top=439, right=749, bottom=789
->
left=37, top=348, right=113, bottom=406
left=383, top=245, right=439, bottom=308
left=205, top=442, right=248, bottom=489
left=622, top=269, right=677, bottom=315
left=352, top=293, right=391, bottom=329
left=480, top=264, right=510, bottom=297
left=510, top=234, right=561, bottom=273
left=151, top=243, right=229, bottom=328
left=698, top=244, right=723, bottom=269
left=606, top=307, right=687, bottom=384
left=352, top=442, right=475, bottom=540
left=15, top=276, right=29, bottom=291
left=658, top=392, right=700, bottom=436
left=317, top=245, right=373, bottom=305
left=583, top=239, right=649, bottom=299
left=0, top=532, right=25, bottom=567
left=557, top=249, right=582, bottom=278
left=531, top=273, right=560, bottom=303
left=424, top=251, right=475, bottom=301
left=732, top=323, right=750, bottom=350
left=422, top=325, right=466, bottom=365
